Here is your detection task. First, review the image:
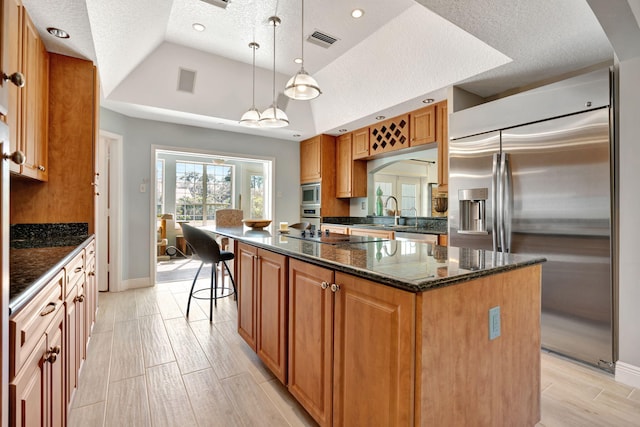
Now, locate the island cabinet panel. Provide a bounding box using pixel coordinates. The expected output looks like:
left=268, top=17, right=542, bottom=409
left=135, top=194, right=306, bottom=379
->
left=333, top=272, right=416, bottom=427
left=416, top=265, right=541, bottom=427
left=288, top=260, right=334, bottom=427
left=237, top=242, right=258, bottom=350
left=256, top=249, right=288, bottom=384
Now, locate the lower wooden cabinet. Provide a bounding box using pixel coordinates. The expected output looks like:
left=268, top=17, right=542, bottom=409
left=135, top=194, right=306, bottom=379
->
left=10, top=303, right=65, bottom=427
left=348, top=227, right=395, bottom=240
left=237, top=242, right=288, bottom=383
left=10, top=237, right=97, bottom=426
left=288, top=258, right=415, bottom=427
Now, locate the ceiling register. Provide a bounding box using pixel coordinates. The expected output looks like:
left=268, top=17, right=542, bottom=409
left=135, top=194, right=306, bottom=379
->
left=239, top=0, right=322, bottom=128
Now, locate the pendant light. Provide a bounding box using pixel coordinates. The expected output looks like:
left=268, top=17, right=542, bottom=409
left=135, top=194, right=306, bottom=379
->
left=260, top=16, right=289, bottom=128
left=239, top=42, right=261, bottom=127
left=284, top=0, right=321, bottom=100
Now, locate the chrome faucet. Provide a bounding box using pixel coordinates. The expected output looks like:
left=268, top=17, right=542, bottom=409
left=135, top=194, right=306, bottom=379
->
left=407, top=207, right=418, bottom=228
left=385, top=196, right=400, bottom=226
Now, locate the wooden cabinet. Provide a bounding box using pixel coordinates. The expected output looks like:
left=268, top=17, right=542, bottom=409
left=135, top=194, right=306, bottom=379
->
left=237, top=242, right=288, bottom=383
left=320, top=224, right=348, bottom=235
left=438, top=234, right=448, bottom=246
left=352, top=127, right=369, bottom=159
left=436, top=100, right=449, bottom=191
left=288, top=259, right=415, bottom=427
left=348, top=227, right=395, bottom=240
left=369, top=114, right=410, bottom=156
left=336, top=133, right=366, bottom=198
left=10, top=272, right=66, bottom=427
left=237, top=242, right=257, bottom=350
left=409, top=104, right=436, bottom=147
left=11, top=54, right=99, bottom=233
left=299, top=134, right=349, bottom=216
left=288, top=260, right=334, bottom=426
left=64, top=249, right=86, bottom=406
left=7, top=1, right=49, bottom=180
left=333, top=272, right=415, bottom=426
left=300, top=136, right=321, bottom=184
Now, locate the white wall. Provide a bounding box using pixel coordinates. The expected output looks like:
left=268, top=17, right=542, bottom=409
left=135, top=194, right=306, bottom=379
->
left=617, top=55, right=640, bottom=385
left=100, top=108, right=299, bottom=283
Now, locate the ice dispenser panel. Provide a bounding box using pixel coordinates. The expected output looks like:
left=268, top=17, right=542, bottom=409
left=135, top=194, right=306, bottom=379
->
left=458, top=188, right=489, bottom=234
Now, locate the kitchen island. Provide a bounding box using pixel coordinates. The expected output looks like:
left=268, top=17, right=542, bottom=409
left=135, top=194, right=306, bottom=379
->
left=203, top=225, right=545, bottom=427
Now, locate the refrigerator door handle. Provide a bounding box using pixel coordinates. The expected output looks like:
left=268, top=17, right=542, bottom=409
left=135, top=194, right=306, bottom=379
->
left=492, top=153, right=500, bottom=251
left=500, top=153, right=512, bottom=252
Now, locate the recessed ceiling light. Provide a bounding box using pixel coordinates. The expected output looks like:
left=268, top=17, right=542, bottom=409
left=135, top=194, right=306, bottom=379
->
left=338, top=129, right=348, bottom=133
left=351, top=9, right=364, bottom=19
left=192, top=23, right=206, bottom=32
left=422, top=98, right=435, bottom=104
left=375, top=115, right=386, bottom=120
left=293, top=134, right=301, bottom=137
left=293, top=57, right=303, bottom=64
left=47, top=27, right=69, bottom=39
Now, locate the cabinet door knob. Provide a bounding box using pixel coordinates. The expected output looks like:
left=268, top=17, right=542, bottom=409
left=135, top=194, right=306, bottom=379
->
left=45, top=346, right=61, bottom=364
left=74, top=294, right=85, bottom=303
left=37, top=165, right=45, bottom=171
left=330, top=283, right=340, bottom=293
left=2, top=71, right=25, bottom=88
left=321, top=281, right=329, bottom=290
left=3, top=150, right=25, bottom=165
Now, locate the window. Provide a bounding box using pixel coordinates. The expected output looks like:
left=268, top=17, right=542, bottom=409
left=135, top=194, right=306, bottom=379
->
left=156, top=159, right=164, bottom=215
left=399, top=181, right=418, bottom=216
left=175, top=161, right=234, bottom=225
left=250, top=174, right=264, bottom=218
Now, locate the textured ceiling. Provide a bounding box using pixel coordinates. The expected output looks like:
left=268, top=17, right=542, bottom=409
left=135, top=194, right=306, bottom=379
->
left=21, top=0, right=616, bottom=141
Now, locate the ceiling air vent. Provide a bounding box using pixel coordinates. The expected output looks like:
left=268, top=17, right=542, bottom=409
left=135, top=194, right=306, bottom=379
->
left=307, top=30, right=339, bottom=48
left=177, top=68, right=196, bottom=93
left=199, top=0, right=229, bottom=9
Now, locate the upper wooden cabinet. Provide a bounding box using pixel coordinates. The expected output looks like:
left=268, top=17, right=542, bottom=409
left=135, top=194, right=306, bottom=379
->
left=336, top=133, right=366, bottom=198
left=299, top=134, right=350, bottom=216
left=7, top=2, right=49, bottom=180
left=369, top=114, right=410, bottom=156
left=352, top=127, right=369, bottom=159
left=300, top=135, right=322, bottom=184
left=436, top=100, right=449, bottom=191
left=409, top=104, right=436, bottom=147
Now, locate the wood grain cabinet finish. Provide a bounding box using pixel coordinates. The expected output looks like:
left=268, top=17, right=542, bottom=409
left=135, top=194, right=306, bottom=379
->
left=300, top=136, right=322, bottom=184
left=348, top=227, right=395, bottom=240
left=319, top=224, right=348, bottom=235
left=237, top=243, right=289, bottom=383
left=369, top=114, right=410, bottom=156
left=288, top=259, right=414, bottom=427
left=352, top=127, right=370, bottom=159
left=299, top=134, right=349, bottom=216
left=409, top=104, right=436, bottom=147
left=6, top=1, right=49, bottom=180
left=237, top=242, right=258, bottom=350
left=336, top=133, right=366, bottom=198
left=10, top=301, right=65, bottom=427
left=436, top=100, right=449, bottom=191
left=288, top=260, right=334, bottom=427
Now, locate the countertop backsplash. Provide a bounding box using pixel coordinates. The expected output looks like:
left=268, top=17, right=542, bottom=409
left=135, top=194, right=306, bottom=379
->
left=10, top=222, right=90, bottom=249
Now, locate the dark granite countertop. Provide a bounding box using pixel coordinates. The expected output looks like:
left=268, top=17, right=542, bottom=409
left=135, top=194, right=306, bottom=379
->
left=201, top=226, right=545, bottom=293
left=322, top=216, right=448, bottom=235
left=9, top=235, right=94, bottom=316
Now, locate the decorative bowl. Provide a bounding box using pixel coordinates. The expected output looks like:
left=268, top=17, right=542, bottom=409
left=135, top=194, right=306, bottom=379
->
left=242, top=219, right=272, bottom=229
left=433, top=196, right=448, bottom=213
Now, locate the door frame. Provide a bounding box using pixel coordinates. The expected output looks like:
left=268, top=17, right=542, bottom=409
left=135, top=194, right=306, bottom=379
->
left=97, top=130, right=123, bottom=292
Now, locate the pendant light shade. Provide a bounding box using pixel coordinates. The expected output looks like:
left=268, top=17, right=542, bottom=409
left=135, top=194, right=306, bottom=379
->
left=260, top=16, right=289, bottom=128
left=239, top=42, right=261, bottom=127
left=285, top=0, right=321, bottom=100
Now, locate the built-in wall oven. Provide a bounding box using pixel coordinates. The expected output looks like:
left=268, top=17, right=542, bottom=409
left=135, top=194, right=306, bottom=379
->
left=300, top=205, right=321, bottom=230
left=301, top=183, right=321, bottom=206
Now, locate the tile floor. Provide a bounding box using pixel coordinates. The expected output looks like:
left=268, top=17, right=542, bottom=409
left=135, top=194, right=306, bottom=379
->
left=67, top=260, right=640, bottom=426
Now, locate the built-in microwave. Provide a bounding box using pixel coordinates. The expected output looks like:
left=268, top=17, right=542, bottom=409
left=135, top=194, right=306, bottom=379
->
left=301, top=183, right=321, bottom=206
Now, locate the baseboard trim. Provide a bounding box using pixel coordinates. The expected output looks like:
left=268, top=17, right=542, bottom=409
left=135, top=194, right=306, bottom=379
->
left=615, top=361, right=640, bottom=388
left=121, top=277, right=152, bottom=291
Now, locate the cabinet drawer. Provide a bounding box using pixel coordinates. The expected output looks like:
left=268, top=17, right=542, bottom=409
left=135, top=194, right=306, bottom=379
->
left=10, top=270, right=64, bottom=378
left=85, top=239, right=96, bottom=262
left=65, top=250, right=85, bottom=297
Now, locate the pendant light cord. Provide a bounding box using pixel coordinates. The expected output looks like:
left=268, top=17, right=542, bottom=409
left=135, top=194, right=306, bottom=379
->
left=301, top=0, right=304, bottom=68
left=252, top=43, right=257, bottom=108
left=272, top=19, right=277, bottom=109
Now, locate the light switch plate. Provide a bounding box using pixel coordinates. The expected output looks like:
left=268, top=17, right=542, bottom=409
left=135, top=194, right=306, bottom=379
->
left=489, top=306, right=501, bottom=340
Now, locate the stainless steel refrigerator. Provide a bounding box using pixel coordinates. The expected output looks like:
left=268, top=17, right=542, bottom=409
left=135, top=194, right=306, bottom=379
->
left=449, top=69, right=615, bottom=370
